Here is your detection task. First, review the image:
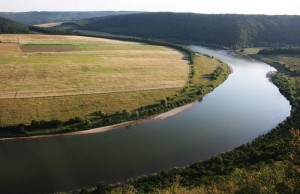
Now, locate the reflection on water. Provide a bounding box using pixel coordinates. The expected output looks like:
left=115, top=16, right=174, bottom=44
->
left=0, top=46, right=291, bottom=194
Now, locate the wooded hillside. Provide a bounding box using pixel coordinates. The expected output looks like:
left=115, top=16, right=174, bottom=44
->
left=0, top=16, right=29, bottom=34
left=76, top=13, right=300, bottom=47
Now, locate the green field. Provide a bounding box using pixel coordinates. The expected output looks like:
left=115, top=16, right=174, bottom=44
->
left=261, top=55, right=300, bottom=73
left=21, top=44, right=75, bottom=52
left=255, top=53, right=300, bottom=99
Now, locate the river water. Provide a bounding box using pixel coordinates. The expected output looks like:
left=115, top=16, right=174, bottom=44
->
left=0, top=46, right=291, bottom=193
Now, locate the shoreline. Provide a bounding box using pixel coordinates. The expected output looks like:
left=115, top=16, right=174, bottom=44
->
left=1, top=102, right=197, bottom=142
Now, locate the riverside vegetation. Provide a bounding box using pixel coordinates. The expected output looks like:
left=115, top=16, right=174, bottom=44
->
left=64, top=48, right=300, bottom=194
left=0, top=34, right=230, bottom=138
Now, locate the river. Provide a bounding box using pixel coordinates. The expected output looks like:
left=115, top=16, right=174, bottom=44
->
left=0, top=46, right=291, bottom=194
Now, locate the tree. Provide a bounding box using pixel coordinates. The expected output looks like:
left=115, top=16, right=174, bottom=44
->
left=122, top=109, right=131, bottom=119
left=95, top=181, right=110, bottom=194
left=50, top=119, right=63, bottom=128
left=196, top=89, right=203, bottom=95
left=160, top=99, right=168, bottom=107
left=132, top=111, right=140, bottom=119
left=85, top=120, right=92, bottom=128
left=30, top=120, right=40, bottom=129
left=18, top=124, right=25, bottom=133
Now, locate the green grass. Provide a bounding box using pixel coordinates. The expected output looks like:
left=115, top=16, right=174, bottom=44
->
left=75, top=30, right=136, bottom=39
left=252, top=52, right=300, bottom=100
left=193, top=54, right=230, bottom=86
left=21, top=44, right=75, bottom=52
left=262, top=55, right=300, bottom=73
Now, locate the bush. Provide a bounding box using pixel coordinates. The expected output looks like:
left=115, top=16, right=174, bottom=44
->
left=196, top=89, right=203, bottom=95
left=30, top=120, right=40, bottom=129
left=160, top=99, right=168, bottom=107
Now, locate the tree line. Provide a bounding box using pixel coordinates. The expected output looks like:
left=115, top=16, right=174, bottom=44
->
left=258, top=47, right=300, bottom=55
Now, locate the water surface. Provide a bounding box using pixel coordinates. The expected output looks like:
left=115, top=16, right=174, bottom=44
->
left=0, top=46, right=290, bottom=193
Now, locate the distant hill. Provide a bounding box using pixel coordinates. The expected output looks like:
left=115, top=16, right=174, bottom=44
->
left=0, top=11, right=140, bottom=25
left=75, top=12, right=300, bottom=47
left=0, top=16, right=29, bottom=33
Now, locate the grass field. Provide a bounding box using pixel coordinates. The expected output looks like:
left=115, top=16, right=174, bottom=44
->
left=262, top=55, right=300, bottom=73
left=0, top=35, right=188, bottom=100
left=241, top=47, right=262, bottom=55
left=21, top=44, right=75, bottom=52
left=0, top=34, right=190, bottom=125
left=192, top=54, right=229, bottom=86
left=34, top=22, right=63, bottom=28
left=256, top=54, right=300, bottom=98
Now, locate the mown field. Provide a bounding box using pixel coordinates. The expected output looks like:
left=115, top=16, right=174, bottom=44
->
left=0, top=34, right=189, bottom=126
left=34, top=22, right=63, bottom=28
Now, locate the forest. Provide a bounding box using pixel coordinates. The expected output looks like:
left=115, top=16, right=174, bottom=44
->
left=74, top=13, right=300, bottom=48
left=0, top=16, right=29, bottom=34
left=0, top=11, right=139, bottom=25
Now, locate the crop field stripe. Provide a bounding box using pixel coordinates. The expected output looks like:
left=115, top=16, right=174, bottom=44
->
left=21, top=44, right=75, bottom=52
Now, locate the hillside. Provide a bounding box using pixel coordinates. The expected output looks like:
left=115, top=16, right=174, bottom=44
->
left=0, top=11, right=139, bottom=25
left=73, top=12, right=300, bottom=47
left=0, top=16, right=28, bottom=33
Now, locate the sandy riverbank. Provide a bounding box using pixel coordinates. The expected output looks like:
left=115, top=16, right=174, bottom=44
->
left=1, top=102, right=197, bottom=141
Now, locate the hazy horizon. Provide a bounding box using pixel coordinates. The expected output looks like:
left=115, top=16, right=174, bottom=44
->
left=1, top=0, right=299, bottom=15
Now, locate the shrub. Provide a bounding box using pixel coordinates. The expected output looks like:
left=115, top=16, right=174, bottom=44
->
left=160, top=99, right=168, bottom=107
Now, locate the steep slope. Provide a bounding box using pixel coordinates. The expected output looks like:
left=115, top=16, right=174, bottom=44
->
left=0, top=11, right=139, bottom=25
left=0, top=16, right=29, bottom=33
left=78, top=12, right=300, bottom=47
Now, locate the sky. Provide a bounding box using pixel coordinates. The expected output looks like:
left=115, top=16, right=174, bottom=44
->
left=1, top=0, right=300, bottom=15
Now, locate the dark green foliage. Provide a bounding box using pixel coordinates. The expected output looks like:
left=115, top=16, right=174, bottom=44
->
left=30, top=120, right=40, bottom=130
left=131, top=111, right=140, bottom=119
left=79, top=188, right=89, bottom=194
left=258, top=47, right=300, bottom=55
left=122, top=109, right=131, bottom=119
left=272, top=73, right=292, bottom=98
left=17, top=124, right=25, bottom=133
left=94, top=181, right=110, bottom=194
left=39, top=119, right=63, bottom=129
left=211, top=66, right=223, bottom=80
left=57, top=22, right=81, bottom=30
left=160, top=99, right=168, bottom=107
left=196, top=89, right=203, bottom=95
left=79, top=13, right=300, bottom=47
left=0, top=16, right=29, bottom=34
left=0, top=11, right=140, bottom=25
left=28, top=26, right=77, bottom=35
